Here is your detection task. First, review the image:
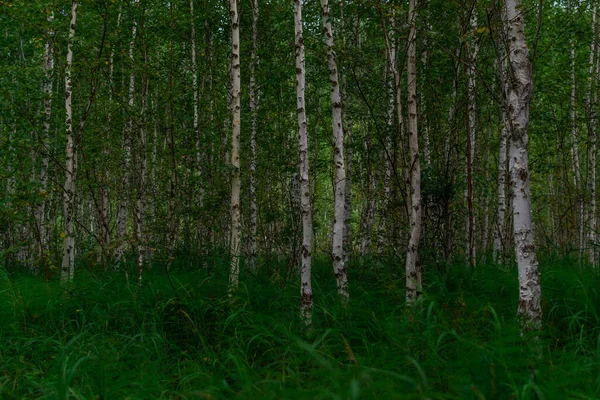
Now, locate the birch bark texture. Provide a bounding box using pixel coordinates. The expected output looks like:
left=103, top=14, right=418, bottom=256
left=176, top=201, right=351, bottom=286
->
left=294, top=0, right=313, bottom=326
left=36, top=11, right=54, bottom=263
left=229, top=0, right=242, bottom=295
left=61, top=0, right=78, bottom=285
left=587, top=0, right=598, bottom=266
left=320, top=0, right=349, bottom=306
left=503, top=0, right=542, bottom=328
left=249, top=0, right=259, bottom=271
left=405, top=0, right=422, bottom=304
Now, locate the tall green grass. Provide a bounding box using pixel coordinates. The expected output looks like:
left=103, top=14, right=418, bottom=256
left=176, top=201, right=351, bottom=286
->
left=0, top=256, right=598, bottom=399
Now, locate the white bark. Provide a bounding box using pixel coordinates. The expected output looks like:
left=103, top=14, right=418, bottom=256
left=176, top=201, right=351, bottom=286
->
left=587, top=0, right=598, bottom=265
left=465, top=12, right=478, bottom=268
left=295, top=0, right=313, bottom=326
left=321, top=0, right=348, bottom=306
left=116, top=4, right=138, bottom=264
left=229, top=0, right=242, bottom=296
left=406, top=0, right=422, bottom=304
left=61, top=0, right=78, bottom=285
left=503, top=0, right=542, bottom=328
left=35, top=11, right=54, bottom=262
left=249, top=0, right=259, bottom=271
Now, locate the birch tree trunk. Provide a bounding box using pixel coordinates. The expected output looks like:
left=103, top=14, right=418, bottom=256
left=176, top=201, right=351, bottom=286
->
left=405, top=0, right=422, bottom=303
left=587, top=0, right=598, bottom=266
left=136, top=41, right=148, bottom=285
left=294, top=0, right=313, bottom=326
left=61, top=0, right=78, bottom=285
left=503, top=0, right=542, bottom=328
left=35, top=11, right=54, bottom=265
left=249, top=0, right=259, bottom=271
left=465, top=11, right=478, bottom=268
left=320, top=0, right=348, bottom=306
left=229, top=0, right=242, bottom=295
left=116, top=4, right=138, bottom=264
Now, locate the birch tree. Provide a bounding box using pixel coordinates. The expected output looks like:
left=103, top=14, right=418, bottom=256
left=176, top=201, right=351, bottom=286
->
left=249, top=0, right=259, bottom=271
left=405, top=0, right=422, bottom=303
left=320, top=0, right=348, bottom=306
left=35, top=11, right=54, bottom=265
left=61, top=0, right=78, bottom=285
left=229, top=0, right=242, bottom=295
left=586, top=0, right=598, bottom=266
left=502, top=0, right=542, bottom=328
left=295, top=0, right=313, bottom=325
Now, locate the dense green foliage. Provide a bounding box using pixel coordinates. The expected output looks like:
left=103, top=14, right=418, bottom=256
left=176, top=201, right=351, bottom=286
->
left=1, top=258, right=599, bottom=399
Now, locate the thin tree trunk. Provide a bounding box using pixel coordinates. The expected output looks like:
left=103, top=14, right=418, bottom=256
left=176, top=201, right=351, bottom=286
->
left=136, top=34, right=148, bottom=285
left=587, top=0, right=598, bottom=266
left=229, top=0, right=242, bottom=296
left=294, top=0, right=313, bottom=326
left=35, top=11, right=54, bottom=266
left=116, top=4, right=138, bottom=265
left=493, top=23, right=509, bottom=263
left=465, top=11, right=478, bottom=268
left=61, top=0, right=78, bottom=285
left=320, top=0, right=348, bottom=306
left=249, top=0, right=259, bottom=271
left=360, top=125, right=376, bottom=255
left=405, top=0, right=422, bottom=304
left=503, top=0, right=542, bottom=329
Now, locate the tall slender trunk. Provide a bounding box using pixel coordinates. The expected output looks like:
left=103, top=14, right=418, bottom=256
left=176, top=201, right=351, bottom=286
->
left=587, top=0, right=598, bottom=266
left=465, top=11, right=478, bottom=268
left=567, top=0, right=584, bottom=259
left=116, top=4, right=138, bottom=264
left=229, top=0, right=242, bottom=295
left=136, top=31, right=148, bottom=285
left=36, top=12, right=54, bottom=265
left=405, top=0, right=422, bottom=304
left=61, top=0, right=78, bottom=285
left=167, top=3, right=178, bottom=269
left=503, top=0, right=542, bottom=329
left=248, top=0, right=259, bottom=271
left=494, top=22, right=509, bottom=263
left=320, top=0, right=348, bottom=306
left=294, top=0, right=313, bottom=326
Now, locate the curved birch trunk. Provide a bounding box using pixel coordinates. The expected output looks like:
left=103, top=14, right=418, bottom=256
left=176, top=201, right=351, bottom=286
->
left=61, top=0, right=78, bottom=285
left=294, top=0, right=313, bottom=325
left=405, top=0, right=422, bottom=304
left=320, top=0, right=348, bottom=306
left=503, top=0, right=542, bottom=329
left=229, top=0, right=242, bottom=296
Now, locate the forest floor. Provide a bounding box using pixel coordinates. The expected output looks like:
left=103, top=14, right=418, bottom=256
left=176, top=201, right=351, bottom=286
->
left=0, top=254, right=599, bottom=399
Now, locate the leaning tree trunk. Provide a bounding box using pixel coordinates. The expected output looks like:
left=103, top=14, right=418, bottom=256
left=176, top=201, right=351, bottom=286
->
left=229, top=0, right=242, bottom=296
left=320, top=0, right=348, bottom=306
left=294, top=0, right=313, bottom=326
left=405, top=0, right=422, bottom=304
left=61, top=0, right=78, bottom=285
left=503, top=0, right=542, bottom=329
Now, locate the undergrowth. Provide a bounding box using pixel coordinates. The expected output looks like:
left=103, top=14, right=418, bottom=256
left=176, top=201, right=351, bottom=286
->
left=0, top=256, right=599, bottom=399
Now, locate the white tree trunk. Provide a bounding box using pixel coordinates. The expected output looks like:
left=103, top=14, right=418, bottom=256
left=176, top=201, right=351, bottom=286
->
left=229, top=0, right=242, bottom=296
left=249, top=0, right=259, bottom=271
left=465, top=12, right=478, bottom=268
left=61, top=0, right=78, bottom=285
left=294, top=0, right=313, bottom=326
left=587, top=0, right=598, bottom=266
left=321, top=0, right=348, bottom=306
left=35, top=11, right=54, bottom=263
left=116, top=5, right=138, bottom=264
left=406, top=0, right=422, bottom=304
left=504, top=0, right=542, bottom=329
